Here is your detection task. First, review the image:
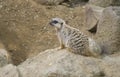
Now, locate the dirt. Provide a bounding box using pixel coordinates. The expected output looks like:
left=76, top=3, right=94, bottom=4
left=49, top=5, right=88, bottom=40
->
left=0, top=0, right=89, bottom=65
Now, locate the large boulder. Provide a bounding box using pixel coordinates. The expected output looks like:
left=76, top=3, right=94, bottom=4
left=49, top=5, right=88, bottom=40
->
left=95, top=6, right=120, bottom=54
left=0, top=64, right=19, bottom=77
left=100, top=56, right=120, bottom=77
left=89, top=0, right=120, bottom=7
left=0, top=49, right=119, bottom=77
left=18, top=49, right=102, bottom=77
left=17, top=49, right=120, bottom=77
left=85, top=5, right=104, bottom=32
left=0, top=49, right=9, bottom=67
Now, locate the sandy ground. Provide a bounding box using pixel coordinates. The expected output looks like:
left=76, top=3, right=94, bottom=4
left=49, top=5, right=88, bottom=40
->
left=0, top=0, right=91, bottom=65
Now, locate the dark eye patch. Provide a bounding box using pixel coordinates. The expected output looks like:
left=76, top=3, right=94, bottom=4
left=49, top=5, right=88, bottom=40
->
left=52, top=20, right=58, bottom=24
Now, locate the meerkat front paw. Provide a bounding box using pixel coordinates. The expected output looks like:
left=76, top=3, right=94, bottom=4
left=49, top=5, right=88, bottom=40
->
left=57, top=44, right=65, bottom=50
left=57, top=47, right=64, bottom=50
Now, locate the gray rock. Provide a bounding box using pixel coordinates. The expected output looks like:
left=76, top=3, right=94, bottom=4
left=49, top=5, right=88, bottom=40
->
left=18, top=49, right=104, bottom=77
left=0, top=49, right=119, bottom=77
left=89, top=0, right=120, bottom=7
left=85, top=5, right=104, bottom=31
left=96, top=6, right=120, bottom=54
left=0, top=64, right=19, bottom=77
left=101, top=56, right=120, bottom=77
left=17, top=49, right=120, bottom=77
left=0, top=49, right=9, bottom=67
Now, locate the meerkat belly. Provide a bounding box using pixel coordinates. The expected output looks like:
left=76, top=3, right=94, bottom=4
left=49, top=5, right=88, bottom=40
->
left=57, top=31, right=68, bottom=46
left=60, top=27, right=73, bottom=46
left=60, top=33, right=69, bottom=46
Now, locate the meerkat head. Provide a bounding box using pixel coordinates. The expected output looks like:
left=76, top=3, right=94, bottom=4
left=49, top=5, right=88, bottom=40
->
left=49, top=18, right=66, bottom=29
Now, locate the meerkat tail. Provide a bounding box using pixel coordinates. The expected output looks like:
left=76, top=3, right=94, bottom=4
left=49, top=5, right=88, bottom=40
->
left=88, top=38, right=102, bottom=57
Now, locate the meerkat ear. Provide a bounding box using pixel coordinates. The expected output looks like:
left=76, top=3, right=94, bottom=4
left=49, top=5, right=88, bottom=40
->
left=66, top=20, right=68, bottom=24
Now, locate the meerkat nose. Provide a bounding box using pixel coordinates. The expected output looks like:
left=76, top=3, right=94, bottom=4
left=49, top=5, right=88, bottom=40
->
left=49, top=21, right=53, bottom=26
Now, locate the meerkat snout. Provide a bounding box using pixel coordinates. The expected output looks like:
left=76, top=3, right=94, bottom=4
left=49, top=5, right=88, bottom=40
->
left=49, top=20, right=58, bottom=26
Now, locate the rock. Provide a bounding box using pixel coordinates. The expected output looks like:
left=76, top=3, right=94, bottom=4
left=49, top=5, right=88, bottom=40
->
left=85, top=5, right=104, bottom=32
left=89, top=0, right=120, bottom=7
left=0, top=64, right=19, bottom=77
left=100, top=56, right=120, bottom=77
left=95, top=6, right=120, bottom=54
left=18, top=49, right=103, bottom=77
left=0, top=49, right=119, bottom=77
left=0, top=49, right=9, bottom=67
left=17, top=49, right=120, bottom=77
left=33, top=0, right=64, bottom=5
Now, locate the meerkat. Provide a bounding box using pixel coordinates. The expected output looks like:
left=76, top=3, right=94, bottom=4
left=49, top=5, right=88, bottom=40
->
left=49, top=18, right=102, bottom=57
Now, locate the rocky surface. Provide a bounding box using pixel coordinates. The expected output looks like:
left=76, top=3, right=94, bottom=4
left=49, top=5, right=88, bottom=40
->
left=0, top=49, right=120, bottom=77
left=18, top=49, right=103, bottom=77
left=0, top=49, right=9, bottom=67
left=0, top=64, right=19, bottom=77
left=95, top=6, right=120, bottom=54
left=85, top=4, right=104, bottom=31
left=89, top=0, right=120, bottom=7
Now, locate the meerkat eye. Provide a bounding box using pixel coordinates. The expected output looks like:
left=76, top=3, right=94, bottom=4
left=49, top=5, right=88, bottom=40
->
left=52, top=20, right=58, bottom=24
left=61, top=22, right=63, bottom=25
